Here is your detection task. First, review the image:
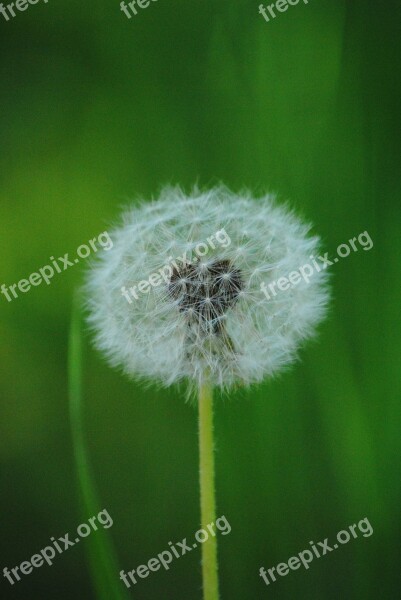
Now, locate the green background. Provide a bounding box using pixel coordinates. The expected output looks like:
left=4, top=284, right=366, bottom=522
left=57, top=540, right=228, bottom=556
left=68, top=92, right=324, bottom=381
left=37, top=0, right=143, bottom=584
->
left=1, top=0, right=400, bottom=598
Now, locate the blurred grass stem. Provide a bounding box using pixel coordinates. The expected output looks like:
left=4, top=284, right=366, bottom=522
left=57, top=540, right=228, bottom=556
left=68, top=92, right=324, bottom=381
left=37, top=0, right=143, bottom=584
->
left=68, top=293, right=130, bottom=600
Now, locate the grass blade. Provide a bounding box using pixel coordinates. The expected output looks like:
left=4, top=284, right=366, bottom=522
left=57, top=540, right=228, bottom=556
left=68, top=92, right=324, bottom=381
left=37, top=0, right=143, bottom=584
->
left=68, top=292, right=130, bottom=600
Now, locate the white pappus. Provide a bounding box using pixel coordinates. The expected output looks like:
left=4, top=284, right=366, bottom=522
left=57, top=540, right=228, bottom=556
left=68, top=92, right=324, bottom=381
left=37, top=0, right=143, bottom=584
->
left=85, top=186, right=330, bottom=391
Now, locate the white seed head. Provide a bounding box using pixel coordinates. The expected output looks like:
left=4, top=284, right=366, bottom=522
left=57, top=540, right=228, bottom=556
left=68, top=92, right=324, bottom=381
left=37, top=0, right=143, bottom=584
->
left=85, top=186, right=330, bottom=391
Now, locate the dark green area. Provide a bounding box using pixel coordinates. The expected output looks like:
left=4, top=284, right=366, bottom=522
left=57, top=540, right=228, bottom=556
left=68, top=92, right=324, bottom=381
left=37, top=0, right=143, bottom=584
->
left=0, top=1, right=400, bottom=598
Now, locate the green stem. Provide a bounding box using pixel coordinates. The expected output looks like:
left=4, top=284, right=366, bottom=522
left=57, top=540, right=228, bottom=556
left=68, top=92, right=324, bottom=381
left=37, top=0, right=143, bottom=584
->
left=68, top=293, right=130, bottom=600
left=198, top=380, right=220, bottom=600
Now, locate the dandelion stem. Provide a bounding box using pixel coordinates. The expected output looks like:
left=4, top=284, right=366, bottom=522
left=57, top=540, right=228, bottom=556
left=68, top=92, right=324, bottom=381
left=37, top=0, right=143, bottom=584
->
left=198, top=380, right=220, bottom=600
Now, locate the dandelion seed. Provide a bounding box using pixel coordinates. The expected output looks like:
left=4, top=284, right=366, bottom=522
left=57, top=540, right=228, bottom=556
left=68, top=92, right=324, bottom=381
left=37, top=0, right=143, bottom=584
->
left=86, top=185, right=329, bottom=391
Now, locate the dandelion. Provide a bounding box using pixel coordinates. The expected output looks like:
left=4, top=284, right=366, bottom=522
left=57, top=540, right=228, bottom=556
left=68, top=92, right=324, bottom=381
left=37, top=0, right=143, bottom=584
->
left=85, top=185, right=330, bottom=600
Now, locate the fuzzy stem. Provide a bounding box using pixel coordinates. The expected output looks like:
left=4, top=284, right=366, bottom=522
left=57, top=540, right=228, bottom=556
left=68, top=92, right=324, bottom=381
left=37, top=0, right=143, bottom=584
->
left=198, top=380, right=219, bottom=600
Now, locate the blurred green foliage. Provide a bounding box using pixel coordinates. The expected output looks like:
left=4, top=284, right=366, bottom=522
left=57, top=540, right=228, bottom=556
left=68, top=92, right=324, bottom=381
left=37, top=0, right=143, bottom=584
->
left=0, top=1, right=400, bottom=599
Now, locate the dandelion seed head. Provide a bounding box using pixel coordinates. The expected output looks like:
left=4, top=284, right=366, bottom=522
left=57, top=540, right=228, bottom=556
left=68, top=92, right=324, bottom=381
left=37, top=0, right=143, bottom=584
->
left=85, top=186, right=330, bottom=390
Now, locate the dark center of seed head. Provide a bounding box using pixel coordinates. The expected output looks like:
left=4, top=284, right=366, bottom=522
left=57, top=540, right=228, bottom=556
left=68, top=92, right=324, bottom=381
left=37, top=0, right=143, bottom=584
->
left=167, top=259, right=243, bottom=332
